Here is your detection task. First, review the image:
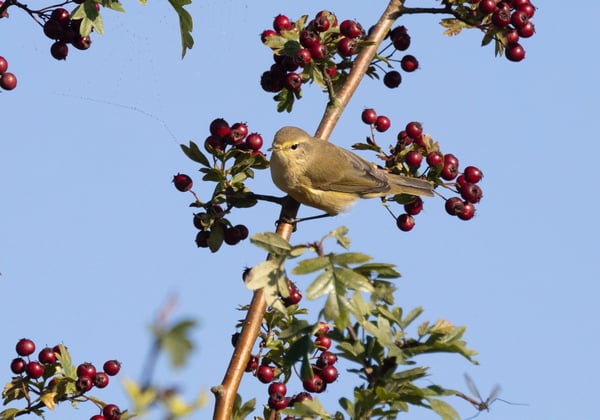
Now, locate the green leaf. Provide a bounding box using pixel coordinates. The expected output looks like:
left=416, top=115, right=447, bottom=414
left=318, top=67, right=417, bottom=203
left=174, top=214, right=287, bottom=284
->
left=427, top=398, right=460, bottom=420
left=354, top=262, right=401, bottom=279
left=103, top=0, right=125, bottom=12
left=250, top=232, right=292, bottom=256
left=201, top=167, right=225, bottom=182
left=0, top=408, right=19, bottom=420
left=181, top=142, right=210, bottom=166
left=330, top=252, right=371, bottom=266
left=159, top=319, right=197, bottom=368
left=336, top=266, right=374, bottom=292
left=168, top=0, right=194, bottom=58
left=208, top=222, right=224, bottom=253
left=282, top=397, right=334, bottom=419
left=282, top=334, right=312, bottom=365
left=399, top=306, right=424, bottom=329
left=293, top=256, right=329, bottom=274
left=305, top=270, right=334, bottom=300
left=231, top=395, right=256, bottom=420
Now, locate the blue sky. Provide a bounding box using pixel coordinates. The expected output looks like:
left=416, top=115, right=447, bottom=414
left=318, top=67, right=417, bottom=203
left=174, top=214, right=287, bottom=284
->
left=1, top=1, right=598, bottom=419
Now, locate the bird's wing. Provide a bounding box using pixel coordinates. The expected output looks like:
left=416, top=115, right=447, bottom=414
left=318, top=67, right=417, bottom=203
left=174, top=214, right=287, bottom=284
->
left=308, top=143, right=391, bottom=194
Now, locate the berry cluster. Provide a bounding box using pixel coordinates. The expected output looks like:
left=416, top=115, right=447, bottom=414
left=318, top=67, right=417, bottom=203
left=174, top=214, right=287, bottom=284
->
left=379, top=25, right=420, bottom=89
left=0, top=55, right=17, bottom=91
left=43, top=5, right=94, bottom=61
left=8, top=338, right=123, bottom=420
left=475, top=0, right=536, bottom=62
left=174, top=118, right=268, bottom=251
left=260, top=10, right=370, bottom=109
left=359, top=108, right=484, bottom=230
left=243, top=322, right=339, bottom=415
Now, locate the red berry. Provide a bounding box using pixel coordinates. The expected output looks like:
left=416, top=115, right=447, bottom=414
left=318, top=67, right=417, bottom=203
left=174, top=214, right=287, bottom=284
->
left=43, top=19, right=63, bottom=40
left=282, top=283, right=302, bottom=306
left=293, top=48, right=312, bottom=67
left=16, top=339, right=36, bottom=356
left=426, top=151, right=443, bottom=167
left=10, top=358, right=27, bottom=374
left=90, top=416, right=106, bottom=420
left=102, top=404, right=121, bottom=420
left=404, top=197, right=423, bottom=215
left=361, top=108, right=377, bottom=125
left=460, top=183, right=483, bottom=203
left=374, top=115, right=391, bottom=132
left=405, top=121, right=423, bottom=139
left=302, top=374, right=326, bottom=393
left=512, top=0, right=531, bottom=8
left=103, top=360, right=121, bottom=376
left=320, top=364, right=339, bottom=383
left=93, top=372, right=109, bottom=388
left=224, top=226, right=243, bottom=246
left=337, top=37, right=357, bottom=57
left=257, top=365, right=275, bottom=383
left=50, top=8, right=70, bottom=25
left=313, top=12, right=331, bottom=32
left=405, top=150, right=423, bottom=168
left=234, top=224, right=249, bottom=240
left=209, top=118, right=230, bottom=138
left=38, top=347, right=57, bottom=364
left=284, top=72, right=303, bottom=91
left=517, top=21, right=535, bottom=38
left=273, top=14, right=292, bottom=32
left=317, top=351, right=338, bottom=367
left=268, top=381, right=287, bottom=397
left=292, top=391, right=313, bottom=404
left=396, top=214, right=415, bottom=231
left=245, top=355, right=259, bottom=372
left=50, top=41, right=68, bottom=60
left=268, top=395, right=289, bottom=410
left=441, top=154, right=459, bottom=180
left=390, top=26, right=411, bottom=50
left=76, top=375, right=94, bottom=392
left=309, top=43, right=328, bottom=60
left=300, top=29, right=319, bottom=48
left=0, top=56, right=7, bottom=74
left=492, top=9, right=511, bottom=27
left=172, top=173, right=193, bottom=192
left=479, top=0, right=497, bottom=14
left=195, top=231, right=210, bottom=248
left=518, top=3, right=535, bottom=18
left=505, top=29, right=520, bottom=44
left=72, top=35, right=92, bottom=50
left=506, top=43, right=525, bottom=62
left=463, top=166, right=483, bottom=183
left=400, top=54, right=419, bottom=72
left=457, top=201, right=476, bottom=220
left=383, top=70, right=402, bottom=88
left=340, top=19, right=363, bottom=38
left=261, top=29, right=277, bottom=43
left=315, top=335, right=332, bottom=350
left=445, top=197, right=464, bottom=216
left=227, top=122, right=248, bottom=144
left=77, top=362, right=97, bottom=379
left=510, top=10, right=529, bottom=28
left=315, top=321, right=329, bottom=336
left=26, top=361, right=45, bottom=379
left=245, top=133, right=263, bottom=151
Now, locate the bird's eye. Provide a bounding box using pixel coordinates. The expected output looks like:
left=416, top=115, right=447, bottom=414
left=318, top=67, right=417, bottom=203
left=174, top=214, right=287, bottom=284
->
left=290, top=143, right=299, bottom=150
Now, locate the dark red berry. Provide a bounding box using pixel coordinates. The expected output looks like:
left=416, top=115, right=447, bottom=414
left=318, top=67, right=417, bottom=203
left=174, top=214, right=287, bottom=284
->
left=268, top=382, right=287, bottom=397
left=50, top=8, right=70, bottom=25
left=340, top=19, right=363, bottom=38
left=0, top=56, right=7, bottom=74
left=479, top=0, right=497, bottom=14
left=445, top=197, right=464, bottom=216
left=43, top=19, right=63, bottom=40
left=90, top=416, right=106, bottom=420
left=492, top=9, right=511, bottom=27
left=511, top=10, right=529, bottom=28
left=273, top=14, right=292, bottom=32
left=93, top=372, right=109, bottom=388
left=77, top=362, right=97, bottom=379
left=245, top=133, right=263, bottom=151
left=320, top=364, right=339, bottom=383
left=195, top=231, right=210, bottom=248
left=227, top=122, right=248, bottom=144
left=293, top=48, right=312, bottom=67
left=309, top=43, right=328, bottom=60
left=292, top=392, right=313, bottom=404
left=396, top=214, right=415, bottom=231
left=441, top=154, right=459, bottom=180
left=517, top=21, right=535, bottom=38
left=337, top=37, right=357, bottom=57
left=518, top=3, right=535, bottom=18
left=506, top=43, right=525, bottom=62
left=463, top=166, right=483, bottom=183
left=234, top=224, right=249, bottom=240
left=209, top=118, right=230, bottom=138
left=261, top=70, right=284, bottom=92
left=257, top=365, right=275, bottom=383
left=26, top=361, right=45, bottom=379
left=102, top=360, right=121, bottom=376
left=361, top=108, right=377, bottom=125
left=268, top=395, right=289, bottom=410
left=315, top=335, right=332, bottom=350
left=505, top=29, right=520, bottom=44
left=245, top=355, right=259, bottom=372
left=261, top=29, right=277, bottom=43
left=224, top=226, right=243, bottom=246
left=10, top=358, right=27, bottom=374
left=457, top=201, right=476, bottom=220
left=426, top=151, right=443, bottom=167
left=405, top=150, right=423, bottom=168
left=404, top=197, right=424, bottom=215
left=282, top=283, right=302, bottom=306
left=102, top=404, right=121, bottom=420
left=316, top=351, right=338, bottom=367
left=383, top=70, right=402, bottom=88
left=38, top=347, right=57, bottom=364
left=374, top=115, right=391, bottom=132
left=172, top=173, right=193, bottom=192
left=50, top=41, right=68, bottom=60
left=300, top=29, right=319, bottom=48
left=315, top=321, right=329, bottom=336
left=405, top=121, right=423, bottom=139
left=77, top=375, right=94, bottom=392
left=284, top=72, right=303, bottom=91
left=390, top=26, right=411, bottom=51
left=16, top=339, right=36, bottom=356
left=460, top=183, right=483, bottom=203
left=400, top=54, right=419, bottom=72
left=313, top=12, right=331, bottom=32
left=72, top=35, right=92, bottom=50
left=302, top=374, right=326, bottom=393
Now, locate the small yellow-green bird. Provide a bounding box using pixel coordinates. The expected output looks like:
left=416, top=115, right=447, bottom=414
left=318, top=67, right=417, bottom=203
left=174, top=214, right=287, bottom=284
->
left=269, top=126, right=434, bottom=215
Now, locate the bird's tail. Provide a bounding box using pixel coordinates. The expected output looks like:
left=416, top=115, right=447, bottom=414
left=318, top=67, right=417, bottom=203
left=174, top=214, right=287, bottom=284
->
left=386, top=174, right=434, bottom=197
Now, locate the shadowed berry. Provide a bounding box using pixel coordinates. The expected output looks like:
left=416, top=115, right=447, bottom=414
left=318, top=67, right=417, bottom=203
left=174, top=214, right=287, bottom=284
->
left=103, top=360, right=121, bottom=376
left=16, top=339, right=36, bottom=356
left=396, top=214, right=415, bottom=231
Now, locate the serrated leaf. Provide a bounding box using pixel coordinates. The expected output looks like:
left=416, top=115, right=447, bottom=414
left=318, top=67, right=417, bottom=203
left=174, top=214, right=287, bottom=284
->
left=293, top=256, right=329, bottom=274
left=181, top=142, right=210, bottom=166
left=168, top=0, right=194, bottom=58
left=331, top=252, right=371, bottom=266
left=250, top=232, right=292, bottom=256
left=305, top=270, right=334, bottom=300
left=336, top=267, right=374, bottom=292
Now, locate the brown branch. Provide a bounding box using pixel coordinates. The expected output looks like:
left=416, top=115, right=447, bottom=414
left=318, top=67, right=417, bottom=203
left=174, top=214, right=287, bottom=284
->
left=212, top=1, right=407, bottom=418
